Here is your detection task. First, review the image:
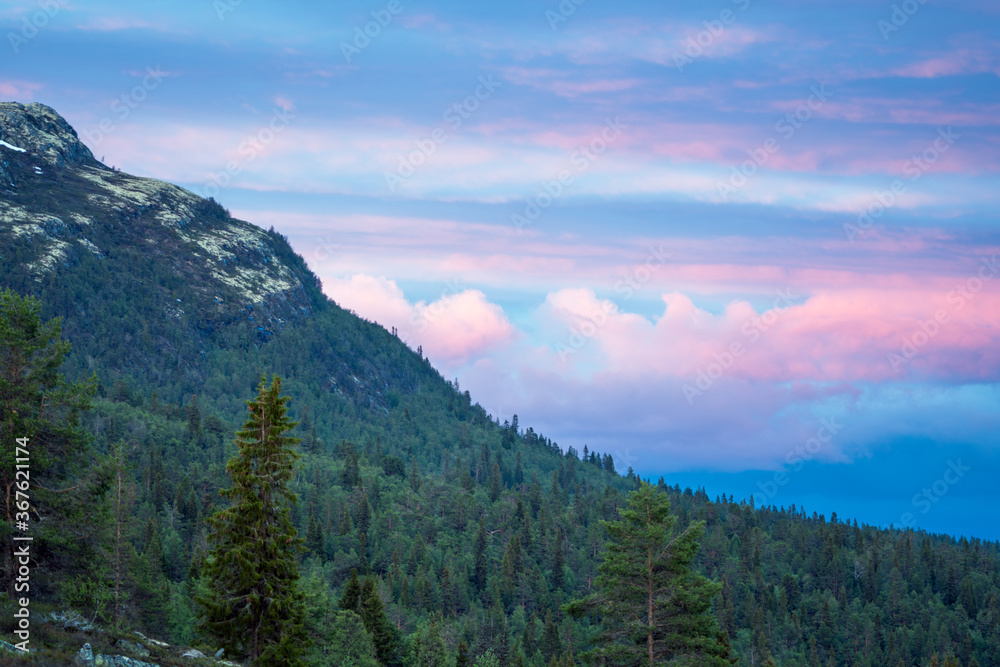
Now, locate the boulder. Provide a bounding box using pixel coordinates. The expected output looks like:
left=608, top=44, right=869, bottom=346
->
left=74, top=643, right=95, bottom=666
left=115, top=638, right=151, bottom=657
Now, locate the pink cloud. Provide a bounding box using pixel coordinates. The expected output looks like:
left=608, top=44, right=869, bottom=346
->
left=321, top=274, right=516, bottom=365
left=502, top=67, right=642, bottom=98
left=543, top=278, right=1000, bottom=385
left=889, top=43, right=1000, bottom=79
left=0, top=80, right=42, bottom=100
left=274, top=96, right=296, bottom=112
left=400, top=13, right=450, bottom=31
left=74, top=17, right=156, bottom=31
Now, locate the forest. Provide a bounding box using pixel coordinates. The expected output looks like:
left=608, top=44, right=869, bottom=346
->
left=1, top=284, right=999, bottom=667
left=0, top=122, right=998, bottom=664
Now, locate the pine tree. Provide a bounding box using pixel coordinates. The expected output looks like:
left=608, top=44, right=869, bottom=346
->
left=0, top=289, right=97, bottom=600
left=340, top=569, right=363, bottom=612
left=360, top=576, right=400, bottom=665
left=474, top=518, right=488, bottom=593
left=410, top=615, right=450, bottom=667
left=456, top=639, right=471, bottom=667
left=564, top=482, right=735, bottom=666
left=551, top=529, right=566, bottom=592
left=107, top=439, right=136, bottom=629
left=306, top=508, right=325, bottom=559
left=197, top=375, right=308, bottom=665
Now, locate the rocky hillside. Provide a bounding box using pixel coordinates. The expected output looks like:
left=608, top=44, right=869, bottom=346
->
left=0, top=102, right=431, bottom=415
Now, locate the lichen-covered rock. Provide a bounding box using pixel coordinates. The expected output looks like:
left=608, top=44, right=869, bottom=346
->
left=75, top=643, right=95, bottom=666
left=94, top=653, right=160, bottom=666
left=180, top=648, right=207, bottom=659
left=0, top=102, right=102, bottom=168
left=115, top=638, right=151, bottom=657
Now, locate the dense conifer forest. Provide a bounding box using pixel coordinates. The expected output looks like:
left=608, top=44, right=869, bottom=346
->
left=2, top=103, right=1000, bottom=665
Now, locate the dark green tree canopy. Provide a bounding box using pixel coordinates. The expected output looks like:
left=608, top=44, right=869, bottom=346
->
left=566, top=482, right=735, bottom=666
left=0, top=288, right=96, bottom=599
left=197, top=375, right=308, bottom=666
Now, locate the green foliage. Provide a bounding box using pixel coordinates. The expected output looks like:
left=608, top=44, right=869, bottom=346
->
left=302, top=568, right=379, bottom=667
left=473, top=649, right=500, bottom=667
left=5, top=193, right=1000, bottom=666
left=0, top=288, right=99, bottom=601
left=197, top=376, right=308, bottom=665
left=565, top=482, right=735, bottom=666
left=409, top=616, right=453, bottom=667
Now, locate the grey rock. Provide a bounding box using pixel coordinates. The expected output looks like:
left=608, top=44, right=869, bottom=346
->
left=45, top=609, right=98, bottom=632
left=75, top=643, right=95, bottom=666
left=214, top=648, right=224, bottom=659
left=115, top=638, right=151, bottom=657
left=0, top=102, right=102, bottom=168
left=94, top=654, right=160, bottom=666
left=180, top=648, right=207, bottom=659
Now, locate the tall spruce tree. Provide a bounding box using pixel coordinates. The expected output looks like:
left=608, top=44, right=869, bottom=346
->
left=197, top=375, right=308, bottom=665
left=565, top=482, right=735, bottom=666
left=0, top=289, right=98, bottom=603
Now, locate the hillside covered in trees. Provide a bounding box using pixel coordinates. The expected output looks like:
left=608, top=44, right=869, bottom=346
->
left=2, top=103, right=1000, bottom=666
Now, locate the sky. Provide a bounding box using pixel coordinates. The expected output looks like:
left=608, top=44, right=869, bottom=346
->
left=2, top=0, right=999, bottom=539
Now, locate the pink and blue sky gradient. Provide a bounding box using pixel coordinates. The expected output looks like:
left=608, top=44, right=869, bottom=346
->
left=3, top=0, right=999, bottom=538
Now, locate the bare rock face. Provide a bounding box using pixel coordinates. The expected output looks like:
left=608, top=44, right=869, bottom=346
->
left=0, top=101, right=316, bottom=351
left=0, top=102, right=102, bottom=168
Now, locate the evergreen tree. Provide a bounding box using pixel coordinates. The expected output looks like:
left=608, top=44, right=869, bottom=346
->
left=301, top=569, right=379, bottom=667
left=410, top=615, right=452, bottom=667
left=551, top=529, right=566, bottom=592
left=361, top=576, right=400, bottom=666
left=0, top=289, right=97, bottom=601
left=341, top=569, right=363, bottom=612
left=456, top=639, right=471, bottom=667
left=197, top=376, right=308, bottom=665
left=565, top=482, right=735, bottom=666
left=306, top=508, right=325, bottom=559
left=474, top=518, right=488, bottom=593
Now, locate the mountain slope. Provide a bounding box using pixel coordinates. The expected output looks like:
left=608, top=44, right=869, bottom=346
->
left=0, top=102, right=448, bottom=417
left=2, top=102, right=1000, bottom=667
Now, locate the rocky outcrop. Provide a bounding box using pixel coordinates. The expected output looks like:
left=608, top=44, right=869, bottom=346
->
left=115, top=638, right=151, bottom=657
left=0, top=102, right=103, bottom=168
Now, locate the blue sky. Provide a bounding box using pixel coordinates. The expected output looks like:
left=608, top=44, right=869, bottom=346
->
left=3, top=0, right=999, bottom=539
